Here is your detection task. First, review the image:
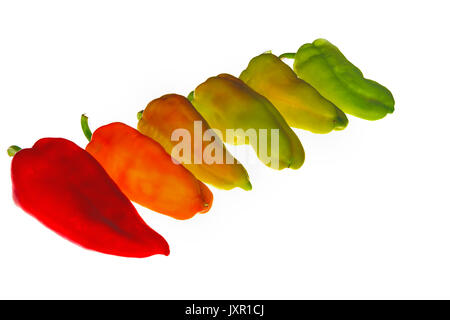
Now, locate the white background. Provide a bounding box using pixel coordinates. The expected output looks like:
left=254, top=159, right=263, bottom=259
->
left=1, top=0, right=449, bottom=299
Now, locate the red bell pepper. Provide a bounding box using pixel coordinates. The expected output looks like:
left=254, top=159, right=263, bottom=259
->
left=9, top=138, right=169, bottom=258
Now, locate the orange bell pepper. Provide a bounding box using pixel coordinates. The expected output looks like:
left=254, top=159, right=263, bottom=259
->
left=82, top=116, right=213, bottom=220
left=137, top=94, right=252, bottom=191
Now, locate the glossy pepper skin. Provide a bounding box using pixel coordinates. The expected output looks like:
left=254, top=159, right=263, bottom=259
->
left=85, top=121, right=213, bottom=220
left=291, top=39, right=395, bottom=120
left=138, top=94, right=251, bottom=191
left=10, top=138, right=169, bottom=258
left=190, top=73, right=305, bottom=170
left=240, top=53, right=348, bottom=134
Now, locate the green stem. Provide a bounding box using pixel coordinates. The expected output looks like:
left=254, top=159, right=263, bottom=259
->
left=7, top=145, right=22, bottom=157
left=279, top=52, right=296, bottom=59
left=187, top=91, right=194, bottom=102
left=81, top=114, right=92, bottom=142
left=137, top=110, right=143, bottom=120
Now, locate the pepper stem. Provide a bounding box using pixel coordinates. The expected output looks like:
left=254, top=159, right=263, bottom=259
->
left=137, top=110, right=143, bottom=120
left=81, top=114, right=93, bottom=142
left=7, top=145, right=22, bottom=157
left=187, top=91, right=194, bottom=102
left=279, top=52, right=296, bottom=60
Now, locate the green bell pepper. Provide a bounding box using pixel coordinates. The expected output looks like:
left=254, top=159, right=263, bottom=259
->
left=285, top=39, right=395, bottom=120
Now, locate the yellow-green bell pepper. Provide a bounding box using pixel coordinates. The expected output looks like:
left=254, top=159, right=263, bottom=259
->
left=190, top=74, right=305, bottom=170
left=240, top=53, right=348, bottom=133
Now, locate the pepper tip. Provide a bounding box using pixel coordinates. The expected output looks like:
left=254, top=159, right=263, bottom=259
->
left=241, top=180, right=252, bottom=191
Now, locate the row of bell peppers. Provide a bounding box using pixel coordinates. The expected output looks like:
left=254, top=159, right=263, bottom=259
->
left=8, top=39, right=395, bottom=258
